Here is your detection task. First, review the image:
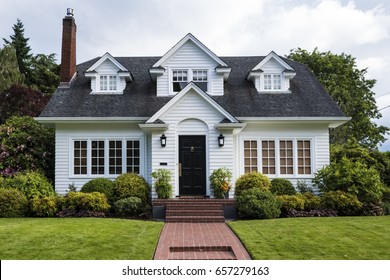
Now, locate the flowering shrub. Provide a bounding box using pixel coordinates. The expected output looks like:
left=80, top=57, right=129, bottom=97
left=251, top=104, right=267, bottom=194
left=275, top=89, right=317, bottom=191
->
left=209, top=168, right=232, bottom=198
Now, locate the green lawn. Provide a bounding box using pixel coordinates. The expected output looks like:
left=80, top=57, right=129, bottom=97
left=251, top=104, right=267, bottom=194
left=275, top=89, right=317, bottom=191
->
left=0, top=218, right=164, bottom=260
left=229, top=216, right=390, bottom=260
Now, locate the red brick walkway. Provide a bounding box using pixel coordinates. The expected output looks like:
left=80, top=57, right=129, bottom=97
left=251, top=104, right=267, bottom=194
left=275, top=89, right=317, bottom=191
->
left=154, top=223, right=251, bottom=260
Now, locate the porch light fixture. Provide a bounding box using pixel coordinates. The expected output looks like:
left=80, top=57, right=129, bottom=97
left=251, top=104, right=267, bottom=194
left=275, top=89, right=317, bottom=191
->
left=218, top=134, right=225, bottom=147
left=160, top=134, right=167, bottom=147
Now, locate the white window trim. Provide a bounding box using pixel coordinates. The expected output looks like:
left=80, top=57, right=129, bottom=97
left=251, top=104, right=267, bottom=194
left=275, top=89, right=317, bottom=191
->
left=258, top=73, right=291, bottom=94
left=169, top=68, right=210, bottom=95
left=69, top=137, right=144, bottom=179
left=240, top=137, right=314, bottom=178
left=91, top=74, right=122, bottom=94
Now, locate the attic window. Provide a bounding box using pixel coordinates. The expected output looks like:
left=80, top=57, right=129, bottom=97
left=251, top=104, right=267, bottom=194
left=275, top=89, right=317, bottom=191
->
left=99, top=75, right=117, bottom=91
left=264, top=74, right=281, bottom=91
left=193, top=70, right=208, bottom=92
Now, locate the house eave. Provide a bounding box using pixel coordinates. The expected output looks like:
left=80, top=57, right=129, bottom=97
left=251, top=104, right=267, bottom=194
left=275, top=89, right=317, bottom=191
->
left=236, top=117, right=351, bottom=128
left=35, top=117, right=148, bottom=124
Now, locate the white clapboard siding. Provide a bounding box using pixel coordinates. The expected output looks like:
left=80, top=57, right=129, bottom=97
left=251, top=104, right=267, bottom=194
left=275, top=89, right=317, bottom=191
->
left=54, top=123, right=145, bottom=194
left=157, top=40, right=224, bottom=96
left=95, top=59, right=120, bottom=73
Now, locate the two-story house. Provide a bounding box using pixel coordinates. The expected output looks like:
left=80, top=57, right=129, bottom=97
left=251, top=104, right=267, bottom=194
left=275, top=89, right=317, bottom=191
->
left=37, top=10, right=349, bottom=198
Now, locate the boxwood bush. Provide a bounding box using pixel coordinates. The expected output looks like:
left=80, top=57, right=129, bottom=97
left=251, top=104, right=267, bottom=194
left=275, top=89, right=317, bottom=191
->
left=0, top=188, right=28, bottom=217
left=270, top=178, right=296, bottom=195
left=114, top=173, right=150, bottom=204
left=30, top=195, right=59, bottom=217
left=235, top=172, right=271, bottom=197
left=236, top=188, right=281, bottom=219
left=321, top=190, right=363, bottom=216
left=114, top=197, right=144, bottom=217
left=81, top=178, right=115, bottom=204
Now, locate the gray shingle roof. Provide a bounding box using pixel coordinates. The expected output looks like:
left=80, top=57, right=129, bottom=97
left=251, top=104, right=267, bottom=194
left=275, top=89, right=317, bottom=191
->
left=39, top=56, right=346, bottom=118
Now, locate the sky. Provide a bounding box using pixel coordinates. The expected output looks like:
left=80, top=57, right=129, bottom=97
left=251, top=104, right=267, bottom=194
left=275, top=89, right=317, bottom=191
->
left=1, top=0, right=389, bottom=150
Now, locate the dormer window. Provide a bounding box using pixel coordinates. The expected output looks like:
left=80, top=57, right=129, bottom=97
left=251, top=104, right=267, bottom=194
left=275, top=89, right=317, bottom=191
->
left=171, top=69, right=209, bottom=94
left=99, top=75, right=117, bottom=91
left=264, top=74, right=281, bottom=91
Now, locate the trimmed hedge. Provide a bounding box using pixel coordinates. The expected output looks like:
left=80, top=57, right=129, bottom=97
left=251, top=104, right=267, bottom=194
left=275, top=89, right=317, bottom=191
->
left=30, top=195, right=59, bottom=217
left=278, top=194, right=305, bottom=213
left=0, top=188, right=28, bottom=217
left=270, top=178, right=296, bottom=195
left=114, top=173, right=150, bottom=204
left=236, top=188, right=281, bottom=219
left=321, top=191, right=363, bottom=216
left=235, top=172, right=271, bottom=196
left=61, top=192, right=110, bottom=213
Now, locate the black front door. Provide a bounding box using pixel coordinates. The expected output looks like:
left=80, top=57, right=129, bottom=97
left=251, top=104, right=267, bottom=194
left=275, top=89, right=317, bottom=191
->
left=179, top=135, right=206, bottom=196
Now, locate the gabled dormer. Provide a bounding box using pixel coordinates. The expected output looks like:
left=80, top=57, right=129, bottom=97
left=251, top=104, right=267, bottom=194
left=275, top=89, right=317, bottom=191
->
left=247, top=51, right=296, bottom=93
left=85, top=52, right=133, bottom=94
left=149, top=33, right=231, bottom=97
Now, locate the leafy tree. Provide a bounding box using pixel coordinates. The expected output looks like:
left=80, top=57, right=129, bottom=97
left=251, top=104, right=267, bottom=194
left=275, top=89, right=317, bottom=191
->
left=0, top=116, right=54, bottom=181
left=0, top=84, right=51, bottom=124
left=30, top=53, right=60, bottom=94
left=3, top=19, right=33, bottom=85
left=288, top=48, right=389, bottom=148
left=0, top=45, right=23, bottom=92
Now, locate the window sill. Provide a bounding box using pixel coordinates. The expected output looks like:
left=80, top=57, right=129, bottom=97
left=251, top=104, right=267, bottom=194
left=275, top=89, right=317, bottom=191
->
left=90, top=91, right=123, bottom=95
left=258, top=90, right=291, bottom=94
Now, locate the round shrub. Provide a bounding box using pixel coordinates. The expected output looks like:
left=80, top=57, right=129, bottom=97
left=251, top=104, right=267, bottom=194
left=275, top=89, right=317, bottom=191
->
left=81, top=178, right=115, bottom=203
left=277, top=194, right=305, bottom=213
left=236, top=188, right=281, bottom=219
left=3, top=171, right=54, bottom=200
left=114, top=197, right=144, bottom=217
left=62, top=192, right=110, bottom=212
left=30, top=195, right=59, bottom=217
left=0, top=188, right=28, bottom=217
left=321, top=191, right=363, bottom=216
left=114, top=173, right=150, bottom=203
left=270, top=178, right=296, bottom=195
left=235, top=172, right=271, bottom=197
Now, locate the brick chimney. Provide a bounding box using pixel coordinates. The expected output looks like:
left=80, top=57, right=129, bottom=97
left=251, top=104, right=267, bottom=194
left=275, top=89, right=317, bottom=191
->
left=60, top=8, right=76, bottom=86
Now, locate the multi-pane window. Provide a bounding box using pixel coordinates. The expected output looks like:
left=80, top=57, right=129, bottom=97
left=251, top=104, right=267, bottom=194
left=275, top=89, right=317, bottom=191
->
left=262, top=140, right=276, bottom=174
left=263, top=74, right=282, bottom=90
left=91, top=141, right=105, bottom=175
left=109, top=141, right=122, bottom=175
left=74, top=141, right=87, bottom=175
left=193, top=70, right=208, bottom=92
left=298, top=140, right=311, bottom=174
left=279, top=140, right=294, bottom=175
left=72, top=139, right=141, bottom=176
left=244, top=140, right=258, bottom=173
left=172, top=70, right=188, bottom=92
left=99, top=75, right=117, bottom=91
left=127, top=140, right=140, bottom=173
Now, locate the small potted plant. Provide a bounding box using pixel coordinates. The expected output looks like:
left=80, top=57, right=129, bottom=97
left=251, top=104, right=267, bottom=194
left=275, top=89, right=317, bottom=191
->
left=209, top=167, right=232, bottom=199
left=151, top=169, right=173, bottom=199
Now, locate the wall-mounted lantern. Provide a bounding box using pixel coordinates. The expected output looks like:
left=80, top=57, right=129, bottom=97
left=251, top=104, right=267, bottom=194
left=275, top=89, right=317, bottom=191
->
left=160, top=134, right=167, bottom=147
left=218, top=134, right=225, bottom=147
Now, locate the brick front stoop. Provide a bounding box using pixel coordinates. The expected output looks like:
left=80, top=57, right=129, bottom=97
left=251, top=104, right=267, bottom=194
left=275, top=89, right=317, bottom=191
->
left=153, top=198, right=251, bottom=260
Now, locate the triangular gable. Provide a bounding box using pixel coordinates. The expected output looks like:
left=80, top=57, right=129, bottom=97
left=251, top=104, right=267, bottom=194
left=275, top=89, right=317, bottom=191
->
left=86, top=52, right=129, bottom=73
left=152, top=33, right=228, bottom=68
left=252, top=51, right=294, bottom=72
left=146, top=82, right=238, bottom=123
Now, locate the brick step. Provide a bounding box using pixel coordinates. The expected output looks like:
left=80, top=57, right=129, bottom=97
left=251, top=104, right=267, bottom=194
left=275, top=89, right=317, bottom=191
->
left=166, top=209, right=224, bottom=216
left=166, top=205, right=223, bottom=211
left=166, top=216, right=226, bottom=223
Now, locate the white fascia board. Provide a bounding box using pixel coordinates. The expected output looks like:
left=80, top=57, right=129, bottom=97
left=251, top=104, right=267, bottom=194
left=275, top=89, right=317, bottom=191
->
left=152, top=33, right=228, bottom=68
left=35, top=117, right=148, bottom=124
left=147, top=82, right=238, bottom=123
left=236, top=117, right=351, bottom=128
left=86, top=52, right=128, bottom=72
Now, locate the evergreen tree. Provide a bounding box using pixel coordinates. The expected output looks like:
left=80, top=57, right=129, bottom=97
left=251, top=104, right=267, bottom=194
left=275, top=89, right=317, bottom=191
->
left=0, top=45, right=23, bottom=92
left=3, top=18, right=33, bottom=85
left=30, top=53, right=60, bottom=94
